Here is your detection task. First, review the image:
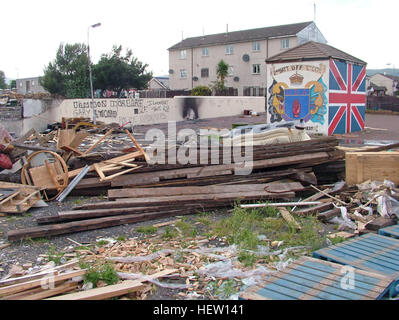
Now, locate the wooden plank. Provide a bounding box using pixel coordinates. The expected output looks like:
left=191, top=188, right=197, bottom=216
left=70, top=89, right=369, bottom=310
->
left=108, top=183, right=303, bottom=200
left=278, top=207, right=301, bottom=230
left=47, top=279, right=143, bottom=300
left=125, top=129, right=150, bottom=162
left=82, top=128, right=114, bottom=155
left=48, top=269, right=176, bottom=300
left=346, top=152, right=399, bottom=185
left=0, top=269, right=85, bottom=296
left=292, top=202, right=334, bottom=216
left=21, top=281, right=79, bottom=300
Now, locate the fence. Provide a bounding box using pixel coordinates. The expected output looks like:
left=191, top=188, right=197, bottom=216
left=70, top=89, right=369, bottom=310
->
left=366, top=95, right=399, bottom=112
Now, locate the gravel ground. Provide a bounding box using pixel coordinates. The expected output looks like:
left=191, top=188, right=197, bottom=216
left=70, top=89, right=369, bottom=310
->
left=0, top=111, right=398, bottom=297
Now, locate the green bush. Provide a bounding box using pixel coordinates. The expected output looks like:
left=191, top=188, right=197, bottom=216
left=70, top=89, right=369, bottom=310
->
left=191, top=85, right=212, bottom=96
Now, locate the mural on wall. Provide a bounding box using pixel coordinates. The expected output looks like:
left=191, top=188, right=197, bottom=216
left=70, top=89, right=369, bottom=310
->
left=267, top=62, right=328, bottom=133
left=328, top=59, right=366, bottom=135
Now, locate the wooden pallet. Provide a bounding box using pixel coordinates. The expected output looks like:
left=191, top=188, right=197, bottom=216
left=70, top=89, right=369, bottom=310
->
left=312, top=233, right=399, bottom=297
left=0, top=182, right=42, bottom=214
left=239, top=256, right=393, bottom=300
left=379, top=224, right=399, bottom=239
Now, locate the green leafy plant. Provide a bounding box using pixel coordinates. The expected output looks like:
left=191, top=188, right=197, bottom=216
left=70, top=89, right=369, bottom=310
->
left=136, top=226, right=157, bottom=235
left=191, top=85, right=212, bottom=96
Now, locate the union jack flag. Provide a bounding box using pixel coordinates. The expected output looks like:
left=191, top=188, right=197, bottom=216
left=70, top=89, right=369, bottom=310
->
left=328, top=59, right=366, bottom=135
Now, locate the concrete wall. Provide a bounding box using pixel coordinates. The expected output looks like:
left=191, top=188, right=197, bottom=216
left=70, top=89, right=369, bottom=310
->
left=0, top=96, right=266, bottom=137
left=60, top=96, right=266, bottom=125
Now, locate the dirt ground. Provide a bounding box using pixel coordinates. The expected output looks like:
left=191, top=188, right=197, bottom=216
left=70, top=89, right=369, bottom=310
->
left=0, top=111, right=398, bottom=299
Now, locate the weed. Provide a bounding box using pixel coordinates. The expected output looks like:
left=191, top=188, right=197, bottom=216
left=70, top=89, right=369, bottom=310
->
left=73, top=198, right=83, bottom=205
left=136, top=226, right=158, bottom=235
left=82, top=261, right=119, bottom=288
left=238, top=251, right=258, bottom=267
left=162, top=226, right=178, bottom=239
left=328, top=236, right=346, bottom=245
left=116, top=235, right=126, bottom=241
left=96, top=240, right=109, bottom=246
left=175, top=220, right=198, bottom=237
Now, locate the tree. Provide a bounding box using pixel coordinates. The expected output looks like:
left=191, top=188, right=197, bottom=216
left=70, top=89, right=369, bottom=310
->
left=0, top=71, right=6, bottom=89
left=9, top=80, right=16, bottom=89
left=41, top=43, right=90, bottom=98
left=210, top=60, right=229, bottom=94
left=93, top=45, right=152, bottom=96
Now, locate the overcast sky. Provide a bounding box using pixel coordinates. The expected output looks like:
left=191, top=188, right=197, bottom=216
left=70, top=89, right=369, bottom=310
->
left=1, top=0, right=397, bottom=79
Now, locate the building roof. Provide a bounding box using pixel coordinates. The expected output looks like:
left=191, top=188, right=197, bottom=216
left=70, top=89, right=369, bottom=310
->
left=266, top=41, right=367, bottom=65
left=368, top=82, right=387, bottom=91
left=382, top=74, right=399, bottom=82
left=168, top=21, right=314, bottom=50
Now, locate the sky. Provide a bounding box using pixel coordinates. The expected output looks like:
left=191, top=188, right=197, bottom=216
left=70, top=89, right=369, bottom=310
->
left=0, top=0, right=398, bottom=80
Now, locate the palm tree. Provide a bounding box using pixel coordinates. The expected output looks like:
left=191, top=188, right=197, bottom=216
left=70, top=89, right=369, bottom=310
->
left=216, top=60, right=229, bottom=90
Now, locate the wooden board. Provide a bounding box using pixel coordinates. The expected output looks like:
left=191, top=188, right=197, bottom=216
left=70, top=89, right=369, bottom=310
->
left=108, top=183, right=304, bottom=200
left=346, top=152, right=399, bottom=185
left=239, top=256, right=393, bottom=300
left=0, top=269, right=85, bottom=296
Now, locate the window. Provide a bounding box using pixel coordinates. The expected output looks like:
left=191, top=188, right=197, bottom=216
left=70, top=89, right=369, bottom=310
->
left=201, top=68, right=209, bottom=78
left=252, top=64, right=260, bottom=74
left=180, top=69, right=187, bottom=78
left=31, top=80, right=35, bottom=86
left=180, top=50, right=187, bottom=59
left=225, top=45, right=234, bottom=55
left=281, top=38, right=290, bottom=49
left=228, top=66, right=234, bottom=76
left=252, top=41, right=260, bottom=51
left=201, top=47, right=209, bottom=56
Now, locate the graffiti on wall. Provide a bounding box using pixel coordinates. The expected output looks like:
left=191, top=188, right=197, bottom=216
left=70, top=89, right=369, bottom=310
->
left=71, top=99, right=171, bottom=125
left=267, top=63, right=328, bottom=132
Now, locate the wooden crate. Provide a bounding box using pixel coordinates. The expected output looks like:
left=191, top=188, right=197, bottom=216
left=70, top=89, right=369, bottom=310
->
left=239, top=256, right=393, bottom=300
left=345, top=152, right=399, bottom=185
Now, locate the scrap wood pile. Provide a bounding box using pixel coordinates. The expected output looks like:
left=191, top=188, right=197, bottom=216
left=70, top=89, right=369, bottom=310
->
left=1, top=231, right=291, bottom=300
left=242, top=178, right=399, bottom=235
left=6, top=136, right=347, bottom=241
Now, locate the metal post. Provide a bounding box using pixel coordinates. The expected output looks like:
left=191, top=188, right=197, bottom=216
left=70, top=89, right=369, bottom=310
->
left=87, top=23, right=101, bottom=125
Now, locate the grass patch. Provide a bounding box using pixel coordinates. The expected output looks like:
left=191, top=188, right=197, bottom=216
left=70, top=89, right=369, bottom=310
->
left=116, top=235, right=127, bottom=241
left=136, top=226, right=158, bottom=235
left=162, top=226, right=178, bottom=239
left=96, top=240, right=109, bottom=246
left=212, top=205, right=328, bottom=257
left=73, top=198, right=83, bottom=205
left=175, top=220, right=198, bottom=237
left=238, top=251, right=258, bottom=267
left=79, top=261, right=119, bottom=288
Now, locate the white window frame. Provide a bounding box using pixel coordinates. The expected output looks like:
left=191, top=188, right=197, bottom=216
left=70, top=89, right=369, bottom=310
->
left=225, top=45, right=234, bottom=55
left=252, top=41, right=260, bottom=52
left=228, top=66, right=234, bottom=76
left=281, top=38, right=290, bottom=49
left=180, top=49, right=187, bottom=59
left=180, top=69, right=187, bottom=79
left=252, top=64, right=261, bottom=74
left=201, top=47, right=209, bottom=57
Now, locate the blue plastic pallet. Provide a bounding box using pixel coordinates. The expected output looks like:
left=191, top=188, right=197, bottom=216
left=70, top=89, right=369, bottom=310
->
left=312, top=233, right=399, bottom=297
left=239, top=256, right=393, bottom=300
left=379, top=224, right=399, bottom=239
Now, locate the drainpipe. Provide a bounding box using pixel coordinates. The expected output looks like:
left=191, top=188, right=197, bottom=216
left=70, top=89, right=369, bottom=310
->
left=191, top=48, right=194, bottom=90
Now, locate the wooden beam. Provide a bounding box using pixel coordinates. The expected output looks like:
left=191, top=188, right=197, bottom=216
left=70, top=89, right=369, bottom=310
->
left=278, top=207, right=301, bottom=230
left=46, top=280, right=144, bottom=300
